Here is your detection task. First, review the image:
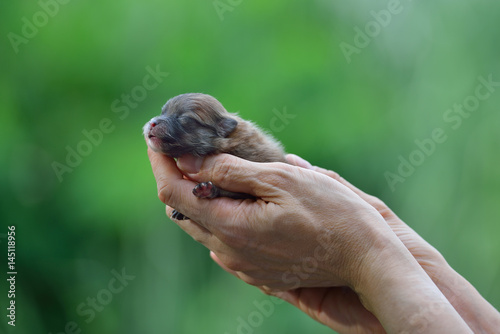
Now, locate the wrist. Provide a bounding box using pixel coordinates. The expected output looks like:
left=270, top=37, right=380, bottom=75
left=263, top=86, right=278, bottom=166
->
left=352, top=234, right=472, bottom=333
left=430, top=262, right=500, bottom=332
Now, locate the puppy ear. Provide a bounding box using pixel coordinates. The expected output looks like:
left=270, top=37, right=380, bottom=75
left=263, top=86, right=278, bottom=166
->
left=216, top=118, right=238, bottom=137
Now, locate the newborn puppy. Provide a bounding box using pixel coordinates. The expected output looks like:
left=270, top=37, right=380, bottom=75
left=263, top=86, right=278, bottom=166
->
left=143, top=93, right=287, bottom=220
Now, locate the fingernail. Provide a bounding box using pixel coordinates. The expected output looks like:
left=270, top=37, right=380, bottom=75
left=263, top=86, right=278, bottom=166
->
left=287, top=154, right=313, bottom=169
left=177, top=155, right=204, bottom=174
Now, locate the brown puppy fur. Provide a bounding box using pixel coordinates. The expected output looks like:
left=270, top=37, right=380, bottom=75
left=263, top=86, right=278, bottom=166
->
left=143, top=93, right=287, bottom=219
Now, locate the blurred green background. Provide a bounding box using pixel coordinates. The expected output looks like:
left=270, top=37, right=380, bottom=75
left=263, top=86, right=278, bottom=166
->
left=1, top=0, right=499, bottom=333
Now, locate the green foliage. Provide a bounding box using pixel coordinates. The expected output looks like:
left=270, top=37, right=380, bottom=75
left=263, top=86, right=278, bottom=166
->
left=1, top=0, right=499, bottom=333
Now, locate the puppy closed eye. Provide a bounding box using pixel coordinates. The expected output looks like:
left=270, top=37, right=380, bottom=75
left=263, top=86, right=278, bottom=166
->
left=178, top=116, right=217, bottom=137
left=178, top=116, right=199, bottom=130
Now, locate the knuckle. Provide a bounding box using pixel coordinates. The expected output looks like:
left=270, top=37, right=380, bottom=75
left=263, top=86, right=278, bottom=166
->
left=210, top=154, right=237, bottom=183
left=368, top=195, right=385, bottom=209
left=157, top=182, right=175, bottom=206
left=258, top=163, right=294, bottom=189
left=329, top=170, right=342, bottom=180
left=324, top=169, right=342, bottom=181
left=368, top=196, right=394, bottom=218
left=312, top=166, right=342, bottom=181
left=240, top=275, right=266, bottom=287
left=190, top=231, right=206, bottom=244
left=221, top=256, right=249, bottom=272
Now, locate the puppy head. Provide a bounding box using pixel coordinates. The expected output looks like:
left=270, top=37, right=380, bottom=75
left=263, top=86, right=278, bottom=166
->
left=143, top=93, right=238, bottom=157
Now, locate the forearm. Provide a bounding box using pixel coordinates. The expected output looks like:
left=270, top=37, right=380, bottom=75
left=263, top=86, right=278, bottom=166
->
left=287, top=158, right=499, bottom=332
left=366, top=209, right=500, bottom=332
left=428, top=260, right=500, bottom=333
left=354, top=237, right=473, bottom=333
left=388, top=220, right=500, bottom=332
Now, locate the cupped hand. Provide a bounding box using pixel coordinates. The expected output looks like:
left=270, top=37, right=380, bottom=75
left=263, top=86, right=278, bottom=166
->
left=148, top=149, right=473, bottom=333
left=148, top=150, right=480, bottom=333
left=148, top=148, right=399, bottom=291
left=148, top=149, right=399, bottom=332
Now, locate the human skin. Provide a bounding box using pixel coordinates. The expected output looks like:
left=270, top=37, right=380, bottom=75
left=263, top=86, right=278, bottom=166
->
left=147, top=148, right=495, bottom=333
left=283, top=155, right=500, bottom=333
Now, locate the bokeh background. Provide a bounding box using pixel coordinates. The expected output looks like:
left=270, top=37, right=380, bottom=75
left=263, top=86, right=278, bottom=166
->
left=1, top=0, right=499, bottom=333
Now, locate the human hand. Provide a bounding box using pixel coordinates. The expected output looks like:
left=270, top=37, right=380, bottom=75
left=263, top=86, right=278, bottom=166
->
left=211, top=251, right=385, bottom=333
left=285, top=154, right=447, bottom=276
left=149, top=148, right=397, bottom=290
left=285, top=154, right=500, bottom=333
left=204, top=152, right=442, bottom=333
left=148, top=148, right=472, bottom=333
left=245, top=153, right=440, bottom=333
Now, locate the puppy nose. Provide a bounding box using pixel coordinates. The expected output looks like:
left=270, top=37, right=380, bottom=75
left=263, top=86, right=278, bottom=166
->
left=148, top=117, right=162, bottom=129
left=143, top=117, right=160, bottom=137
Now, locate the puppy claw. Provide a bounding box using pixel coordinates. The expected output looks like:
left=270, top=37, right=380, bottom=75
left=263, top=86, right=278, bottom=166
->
left=193, top=182, right=219, bottom=199
left=171, top=210, right=189, bottom=220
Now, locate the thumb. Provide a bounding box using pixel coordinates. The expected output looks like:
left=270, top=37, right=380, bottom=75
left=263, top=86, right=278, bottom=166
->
left=177, top=153, right=289, bottom=199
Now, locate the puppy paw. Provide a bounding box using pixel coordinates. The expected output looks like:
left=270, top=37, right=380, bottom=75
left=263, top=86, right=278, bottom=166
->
left=171, top=210, right=189, bottom=220
left=193, top=182, right=219, bottom=199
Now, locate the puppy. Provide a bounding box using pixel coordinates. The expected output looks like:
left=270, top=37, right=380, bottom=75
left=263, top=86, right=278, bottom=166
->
left=143, top=93, right=287, bottom=220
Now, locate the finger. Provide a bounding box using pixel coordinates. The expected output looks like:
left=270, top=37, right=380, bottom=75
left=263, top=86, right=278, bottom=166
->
left=148, top=146, right=182, bottom=183
left=265, top=289, right=298, bottom=304
left=311, top=166, right=355, bottom=192
left=177, top=153, right=291, bottom=199
left=283, top=152, right=393, bottom=217
left=284, top=152, right=360, bottom=195
left=210, top=251, right=242, bottom=280
left=286, top=153, right=369, bottom=202
left=285, top=153, right=313, bottom=169
left=210, top=251, right=235, bottom=273
left=286, top=287, right=383, bottom=332
left=210, top=252, right=280, bottom=288
left=148, top=148, right=218, bottom=224
left=150, top=148, right=276, bottom=237
left=285, top=152, right=378, bottom=205
left=311, top=165, right=390, bottom=211
left=166, top=205, right=214, bottom=246
left=212, top=252, right=292, bottom=294
left=148, top=147, right=193, bottom=204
